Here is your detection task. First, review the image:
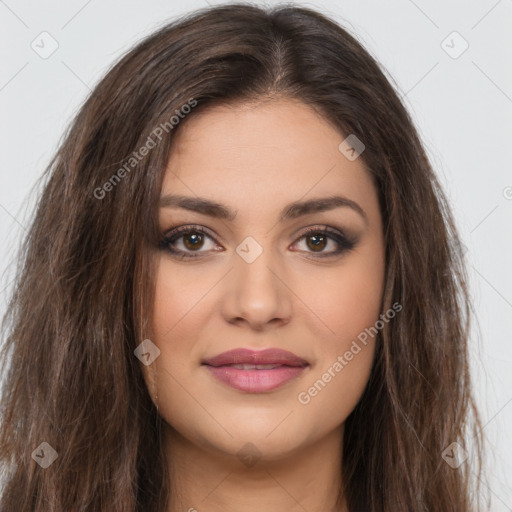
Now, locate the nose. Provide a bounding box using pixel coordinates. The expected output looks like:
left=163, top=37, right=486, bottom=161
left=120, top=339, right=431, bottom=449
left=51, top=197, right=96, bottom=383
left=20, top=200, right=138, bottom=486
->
left=220, top=245, right=293, bottom=331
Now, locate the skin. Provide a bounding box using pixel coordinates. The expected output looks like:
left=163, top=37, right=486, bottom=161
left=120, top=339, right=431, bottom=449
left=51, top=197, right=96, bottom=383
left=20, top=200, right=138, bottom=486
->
left=142, top=98, right=385, bottom=512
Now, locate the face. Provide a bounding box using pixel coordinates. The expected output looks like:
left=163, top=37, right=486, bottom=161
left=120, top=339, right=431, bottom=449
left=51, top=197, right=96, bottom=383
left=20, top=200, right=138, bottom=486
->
left=143, top=98, right=385, bottom=462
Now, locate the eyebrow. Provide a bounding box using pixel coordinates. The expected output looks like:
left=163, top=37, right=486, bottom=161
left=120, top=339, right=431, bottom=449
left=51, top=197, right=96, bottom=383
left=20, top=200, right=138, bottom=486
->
left=159, top=194, right=368, bottom=224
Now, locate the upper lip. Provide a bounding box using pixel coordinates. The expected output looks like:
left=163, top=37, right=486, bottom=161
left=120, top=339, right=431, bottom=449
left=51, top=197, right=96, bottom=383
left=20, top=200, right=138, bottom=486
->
left=202, top=348, right=309, bottom=368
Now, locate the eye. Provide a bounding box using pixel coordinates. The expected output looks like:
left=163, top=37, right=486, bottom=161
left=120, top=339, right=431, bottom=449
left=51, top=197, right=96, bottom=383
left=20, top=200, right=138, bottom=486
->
left=290, top=225, right=356, bottom=257
left=159, top=224, right=356, bottom=260
left=159, top=225, right=222, bottom=259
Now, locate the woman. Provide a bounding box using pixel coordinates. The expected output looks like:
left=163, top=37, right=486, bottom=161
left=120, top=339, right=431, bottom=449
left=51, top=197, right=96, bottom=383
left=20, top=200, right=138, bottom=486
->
left=0, top=4, right=485, bottom=511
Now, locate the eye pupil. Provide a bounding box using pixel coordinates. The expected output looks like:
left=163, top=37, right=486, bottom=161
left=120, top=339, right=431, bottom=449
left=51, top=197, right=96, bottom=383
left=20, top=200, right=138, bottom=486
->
left=184, top=232, right=204, bottom=250
left=307, top=234, right=327, bottom=251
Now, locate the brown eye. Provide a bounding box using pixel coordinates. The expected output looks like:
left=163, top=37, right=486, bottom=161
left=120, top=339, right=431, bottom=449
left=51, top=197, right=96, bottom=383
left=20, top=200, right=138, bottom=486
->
left=183, top=232, right=205, bottom=251
left=159, top=225, right=220, bottom=258
left=305, top=233, right=327, bottom=252
left=291, top=226, right=356, bottom=257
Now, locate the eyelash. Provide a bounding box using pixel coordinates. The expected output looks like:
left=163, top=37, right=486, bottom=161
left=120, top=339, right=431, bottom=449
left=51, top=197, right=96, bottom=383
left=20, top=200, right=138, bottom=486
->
left=158, top=224, right=357, bottom=260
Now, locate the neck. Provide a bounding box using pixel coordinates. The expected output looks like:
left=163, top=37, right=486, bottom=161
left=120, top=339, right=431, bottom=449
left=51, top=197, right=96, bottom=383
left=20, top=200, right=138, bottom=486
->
left=164, top=425, right=348, bottom=512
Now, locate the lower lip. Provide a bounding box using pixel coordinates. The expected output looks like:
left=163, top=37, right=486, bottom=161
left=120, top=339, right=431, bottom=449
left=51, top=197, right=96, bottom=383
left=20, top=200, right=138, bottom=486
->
left=204, top=365, right=307, bottom=392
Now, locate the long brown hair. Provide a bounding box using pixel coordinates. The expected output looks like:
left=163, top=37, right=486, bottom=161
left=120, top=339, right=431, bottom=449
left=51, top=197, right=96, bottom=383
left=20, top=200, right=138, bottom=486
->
left=0, top=4, right=485, bottom=511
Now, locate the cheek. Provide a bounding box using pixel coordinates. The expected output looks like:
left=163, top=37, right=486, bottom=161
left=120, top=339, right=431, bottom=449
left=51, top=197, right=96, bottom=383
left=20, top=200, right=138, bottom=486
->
left=150, top=260, right=204, bottom=339
left=142, top=261, right=200, bottom=396
left=149, top=257, right=225, bottom=350
left=290, top=252, right=384, bottom=426
left=295, top=251, right=385, bottom=348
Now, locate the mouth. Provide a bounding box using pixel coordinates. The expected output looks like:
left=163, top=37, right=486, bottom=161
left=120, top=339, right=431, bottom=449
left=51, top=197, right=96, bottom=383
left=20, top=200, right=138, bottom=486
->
left=202, top=348, right=309, bottom=393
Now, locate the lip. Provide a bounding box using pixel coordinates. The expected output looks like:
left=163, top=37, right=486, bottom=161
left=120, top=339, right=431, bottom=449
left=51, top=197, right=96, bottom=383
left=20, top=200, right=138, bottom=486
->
left=202, top=348, right=309, bottom=393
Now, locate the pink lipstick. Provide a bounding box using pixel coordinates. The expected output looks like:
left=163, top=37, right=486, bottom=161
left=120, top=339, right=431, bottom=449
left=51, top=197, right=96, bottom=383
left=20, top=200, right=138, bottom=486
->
left=202, top=348, right=309, bottom=393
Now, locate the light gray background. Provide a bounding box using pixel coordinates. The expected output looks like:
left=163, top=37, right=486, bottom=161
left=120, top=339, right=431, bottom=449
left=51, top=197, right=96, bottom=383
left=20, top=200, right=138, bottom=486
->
left=1, top=0, right=511, bottom=509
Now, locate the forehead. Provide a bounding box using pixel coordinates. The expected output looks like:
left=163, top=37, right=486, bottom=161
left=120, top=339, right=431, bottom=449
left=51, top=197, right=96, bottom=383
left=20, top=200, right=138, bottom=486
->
left=161, top=99, right=377, bottom=222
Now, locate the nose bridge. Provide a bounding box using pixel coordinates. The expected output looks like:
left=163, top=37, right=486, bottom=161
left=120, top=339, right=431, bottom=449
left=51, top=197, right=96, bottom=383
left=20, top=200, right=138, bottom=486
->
left=221, top=235, right=291, bottom=328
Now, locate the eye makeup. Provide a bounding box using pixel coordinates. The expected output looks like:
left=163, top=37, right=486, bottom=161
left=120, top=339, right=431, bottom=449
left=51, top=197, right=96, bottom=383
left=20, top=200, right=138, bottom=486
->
left=158, top=223, right=358, bottom=260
